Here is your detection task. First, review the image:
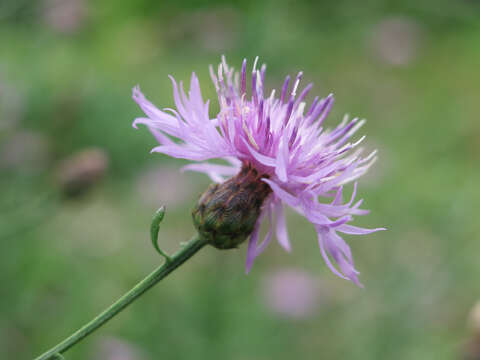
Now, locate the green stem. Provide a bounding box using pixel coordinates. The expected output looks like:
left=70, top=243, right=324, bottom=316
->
left=34, top=235, right=207, bottom=360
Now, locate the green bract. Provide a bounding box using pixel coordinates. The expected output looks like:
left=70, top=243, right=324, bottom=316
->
left=192, top=164, right=271, bottom=249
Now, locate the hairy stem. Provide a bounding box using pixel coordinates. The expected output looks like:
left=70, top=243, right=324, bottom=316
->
left=34, top=235, right=207, bottom=360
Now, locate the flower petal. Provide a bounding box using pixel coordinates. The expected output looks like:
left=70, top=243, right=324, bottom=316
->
left=245, top=208, right=268, bottom=273
left=255, top=201, right=274, bottom=255
left=336, top=224, right=386, bottom=235
left=316, top=226, right=348, bottom=280
left=262, top=179, right=300, bottom=207
left=273, top=199, right=291, bottom=252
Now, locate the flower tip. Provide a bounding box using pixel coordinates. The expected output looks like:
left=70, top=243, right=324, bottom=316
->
left=326, top=93, right=335, bottom=102
left=349, top=274, right=364, bottom=288
left=281, top=242, right=292, bottom=253
left=132, top=85, right=141, bottom=99
left=167, top=74, right=177, bottom=85
left=132, top=118, right=141, bottom=129
left=253, top=56, right=259, bottom=68
left=150, top=146, right=162, bottom=154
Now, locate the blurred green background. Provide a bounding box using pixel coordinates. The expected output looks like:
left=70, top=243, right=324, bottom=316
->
left=1, top=0, right=480, bottom=359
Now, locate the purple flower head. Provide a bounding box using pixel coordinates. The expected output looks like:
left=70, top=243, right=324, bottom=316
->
left=132, top=56, right=385, bottom=286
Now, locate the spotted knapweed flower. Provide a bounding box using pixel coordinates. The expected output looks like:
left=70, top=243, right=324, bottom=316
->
left=133, top=56, right=385, bottom=286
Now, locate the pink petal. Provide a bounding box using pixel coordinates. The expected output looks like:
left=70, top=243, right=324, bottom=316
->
left=148, top=128, right=175, bottom=145
left=242, top=138, right=277, bottom=167
left=262, top=179, right=299, bottom=207
left=336, top=224, right=386, bottom=235
left=316, top=226, right=348, bottom=280
left=255, top=202, right=274, bottom=255
left=245, top=222, right=261, bottom=274
left=274, top=200, right=291, bottom=252
left=245, top=209, right=267, bottom=273
left=182, top=163, right=238, bottom=176
left=151, top=145, right=219, bottom=161
left=275, top=135, right=289, bottom=182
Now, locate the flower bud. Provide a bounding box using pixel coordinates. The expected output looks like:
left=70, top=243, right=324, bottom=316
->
left=192, top=164, right=272, bottom=249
